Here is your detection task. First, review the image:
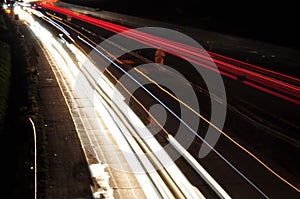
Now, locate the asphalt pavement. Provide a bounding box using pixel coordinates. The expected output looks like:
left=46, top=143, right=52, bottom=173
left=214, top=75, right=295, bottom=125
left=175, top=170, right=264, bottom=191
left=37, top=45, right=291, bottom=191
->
left=15, top=3, right=300, bottom=198
left=17, top=19, right=94, bottom=199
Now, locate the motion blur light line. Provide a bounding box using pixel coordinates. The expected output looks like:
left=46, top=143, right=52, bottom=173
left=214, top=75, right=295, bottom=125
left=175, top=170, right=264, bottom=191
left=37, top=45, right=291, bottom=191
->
left=41, top=15, right=75, bottom=42
left=46, top=13, right=237, bottom=82
left=18, top=6, right=203, bottom=198
left=41, top=3, right=300, bottom=105
left=67, top=41, right=203, bottom=199
left=79, top=36, right=269, bottom=198
left=118, top=30, right=300, bottom=101
left=125, top=29, right=300, bottom=88
left=144, top=34, right=300, bottom=87
left=77, top=25, right=300, bottom=196
left=45, top=11, right=96, bottom=59
left=25, top=14, right=156, bottom=197
left=209, top=52, right=300, bottom=86
left=134, top=49, right=300, bottom=194
left=35, top=3, right=300, bottom=193
left=42, top=5, right=300, bottom=193
left=105, top=69, right=231, bottom=199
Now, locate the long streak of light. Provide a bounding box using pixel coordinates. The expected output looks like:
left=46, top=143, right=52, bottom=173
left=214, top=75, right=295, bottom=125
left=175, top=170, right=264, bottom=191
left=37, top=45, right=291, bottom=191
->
left=168, top=135, right=231, bottom=199
left=28, top=4, right=300, bottom=193
left=68, top=38, right=204, bottom=198
left=79, top=36, right=269, bottom=198
left=102, top=69, right=205, bottom=199
left=45, top=6, right=300, bottom=193
left=43, top=4, right=300, bottom=90
left=22, top=7, right=207, bottom=197
left=121, top=50, right=300, bottom=195
left=40, top=3, right=300, bottom=106
left=135, top=61, right=300, bottom=192
left=67, top=9, right=300, bottom=193
left=118, top=30, right=300, bottom=101
left=104, top=68, right=227, bottom=199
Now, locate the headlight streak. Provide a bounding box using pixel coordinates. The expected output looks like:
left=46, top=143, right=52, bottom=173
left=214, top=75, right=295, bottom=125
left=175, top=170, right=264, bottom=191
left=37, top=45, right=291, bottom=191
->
left=68, top=36, right=204, bottom=199
left=41, top=15, right=75, bottom=43
left=18, top=7, right=205, bottom=198
left=168, top=135, right=231, bottom=199
left=78, top=35, right=269, bottom=198
left=16, top=5, right=75, bottom=44
left=93, top=82, right=204, bottom=198
left=20, top=3, right=300, bottom=195
left=102, top=67, right=221, bottom=199
left=46, top=6, right=300, bottom=194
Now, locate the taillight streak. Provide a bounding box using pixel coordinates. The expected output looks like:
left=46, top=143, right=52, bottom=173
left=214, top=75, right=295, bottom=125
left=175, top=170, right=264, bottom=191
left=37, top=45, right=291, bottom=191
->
left=41, top=3, right=300, bottom=105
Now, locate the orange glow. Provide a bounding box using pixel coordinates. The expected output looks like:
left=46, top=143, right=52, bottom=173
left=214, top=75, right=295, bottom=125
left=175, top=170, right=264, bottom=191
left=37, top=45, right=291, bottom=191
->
left=5, top=9, right=12, bottom=14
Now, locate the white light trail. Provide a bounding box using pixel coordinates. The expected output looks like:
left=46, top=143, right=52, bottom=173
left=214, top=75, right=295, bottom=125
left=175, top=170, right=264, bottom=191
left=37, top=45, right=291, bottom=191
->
left=16, top=7, right=180, bottom=198
left=17, top=6, right=267, bottom=198
left=168, top=135, right=231, bottom=199
left=78, top=34, right=269, bottom=198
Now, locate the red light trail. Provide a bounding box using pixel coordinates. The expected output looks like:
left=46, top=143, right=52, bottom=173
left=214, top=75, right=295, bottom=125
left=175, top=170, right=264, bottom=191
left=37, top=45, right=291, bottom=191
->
left=40, top=3, right=300, bottom=105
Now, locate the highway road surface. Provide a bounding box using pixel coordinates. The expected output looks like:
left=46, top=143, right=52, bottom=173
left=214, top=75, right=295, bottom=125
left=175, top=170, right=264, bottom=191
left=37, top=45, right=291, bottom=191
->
left=11, top=2, right=300, bottom=198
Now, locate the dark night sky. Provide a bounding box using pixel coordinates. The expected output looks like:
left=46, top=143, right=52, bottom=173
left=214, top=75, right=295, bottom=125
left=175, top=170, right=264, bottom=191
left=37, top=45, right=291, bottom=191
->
left=61, top=0, right=300, bottom=49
